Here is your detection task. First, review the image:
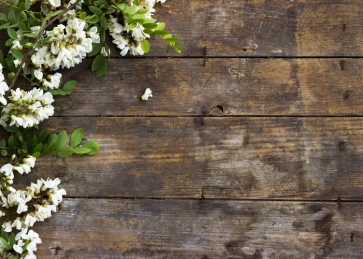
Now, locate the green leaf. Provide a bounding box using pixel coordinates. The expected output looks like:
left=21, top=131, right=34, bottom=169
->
left=91, top=54, right=104, bottom=71
left=12, top=0, right=19, bottom=6
left=27, top=131, right=38, bottom=148
left=0, top=139, right=5, bottom=148
left=43, top=133, right=57, bottom=155
left=1, top=229, right=8, bottom=240
left=9, top=232, right=15, bottom=247
left=24, top=0, right=31, bottom=10
left=57, top=147, right=74, bottom=158
left=164, top=37, right=181, bottom=43
left=131, top=14, right=145, bottom=22
left=96, top=59, right=107, bottom=77
left=73, top=147, right=91, bottom=154
left=33, top=142, right=43, bottom=154
left=117, top=3, right=127, bottom=11
left=82, top=140, right=100, bottom=155
left=10, top=254, right=19, bottom=259
left=38, top=129, right=49, bottom=142
left=23, top=31, right=38, bottom=38
left=153, top=30, right=170, bottom=37
left=143, top=29, right=154, bottom=35
left=63, top=80, right=77, bottom=91
left=10, top=48, right=23, bottom=61
left=124, top=5, right=137, bottom=15
left=0, top=13, right=7, bottom=21
left=154, top=22, right=165, bottom=31
left=32, top=151, right=40, bottom=158
left=89, top=6, right=103, bottom=15
left=137, top=8, right=149, bottom=14
left=172, top=45, right=184, bottom=53
left=7, top=27, right=17, bottom=40
left=0, top=237, right=11, bottom=250
left=70, top=128, right=83, bottom=147
left=86, top=14, right=99, bottom=24
left=142, top=23, right=157, bottom=29
left=44, top=10, right=63, bottom=22
left=0, top=23, right=11, bottom=30
left=8, top=135, right=14, bottom=148
left=128, top=22, right=137, bottom=30
left=56, top=130, right=67, bottom=151
left=141, top=39, right=150, bottom=53
left=101, top=16, right=108, bottom=29
left=88, top=43, right=102, bottom=57
left=1, top=149, right=7, bottom=156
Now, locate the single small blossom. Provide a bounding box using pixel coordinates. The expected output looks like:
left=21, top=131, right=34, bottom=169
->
left=141, top=88, right=152, bottom=101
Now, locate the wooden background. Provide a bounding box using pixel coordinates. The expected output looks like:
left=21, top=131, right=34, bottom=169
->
left=4, top=0, right=363, bottom=258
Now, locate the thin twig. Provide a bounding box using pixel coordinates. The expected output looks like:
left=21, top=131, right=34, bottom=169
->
left=8, top=0, right=82, bottom=90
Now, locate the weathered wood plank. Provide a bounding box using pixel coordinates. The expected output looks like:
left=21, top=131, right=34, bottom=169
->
left=52, top=58, right=363, bottom=116
left=2, top=0, right=363, bottom=57
left=14, top=117, right=363, bottom=200
left=33, top=199, right=363, bottom=258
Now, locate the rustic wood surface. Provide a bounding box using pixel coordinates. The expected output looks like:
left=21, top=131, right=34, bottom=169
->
left=2, top=0, right=363, bottom=258
left=31, top=199, right=363, bottom=259
left=11, top=116, right=363, bottom=201
left=53, top=58, right=363, bottom=116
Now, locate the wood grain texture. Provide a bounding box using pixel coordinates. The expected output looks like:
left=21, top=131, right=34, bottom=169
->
left=2, top=0, right=363, bottom=57
left=52, top=58, right=363, bottom=116
left=11, top=117, right=363, bottom=200
left=32, top=199, right=363, bottom=258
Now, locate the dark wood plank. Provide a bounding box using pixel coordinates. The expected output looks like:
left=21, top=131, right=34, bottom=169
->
left=52, top=58, right=363, bottom=116
left=14, top=117, right=363, bottom=200
left=2, top=0, right=363, bottom=57
left=33, top=198, right=363, bottom=258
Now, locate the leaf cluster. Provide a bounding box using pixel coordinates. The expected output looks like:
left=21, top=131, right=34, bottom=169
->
left=0, top=127, right=99, bottom=159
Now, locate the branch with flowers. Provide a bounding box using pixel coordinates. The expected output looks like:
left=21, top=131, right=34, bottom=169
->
left=0, top=0, right=181, bottom=258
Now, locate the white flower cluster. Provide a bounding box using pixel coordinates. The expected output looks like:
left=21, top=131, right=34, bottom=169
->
left=31, top=18, right=100, bottom=89
left=0, top=64, right=9, bottom=106
left=32, top=18, right=100, bottom=70
left=0, top=153, right=65, bottom=258
left=0, top=88, right=54, bottom=128
left=108, top=0, right=167, bottom=56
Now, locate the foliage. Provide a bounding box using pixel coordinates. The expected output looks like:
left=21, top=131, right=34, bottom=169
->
left=0, top=0, right=180, bottom=257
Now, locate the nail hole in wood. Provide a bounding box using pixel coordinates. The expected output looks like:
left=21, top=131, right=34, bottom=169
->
left=340, top=60, right=345, bottom=70
left=215, top=105, right=224, bottom=113
left=343, top=90, right=351, bottom=100
left=339, top=141, right=345, bottom=151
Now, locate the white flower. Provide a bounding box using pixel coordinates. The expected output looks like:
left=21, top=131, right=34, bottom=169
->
left=34, top=69, right=43, bottom=81
left=24, top=214, right=37, bottom=227
left=2, top=222, right=12, bottom=232
left=141, top=88, right=152, bottom=101
left=16, top=199, right=28, bottom=214
left=0, top=65, right=9, bottom=105
left=50, top=188, right=66, bottom=206
left=13, top=240, right=24, bottom=254
left=12, top=218, right=22, bottom=230
left=87, top=27, right=100, bottom=43
left=101, top=47, right=110, bottom=57
left=48, top=0, right=61, bottom=7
